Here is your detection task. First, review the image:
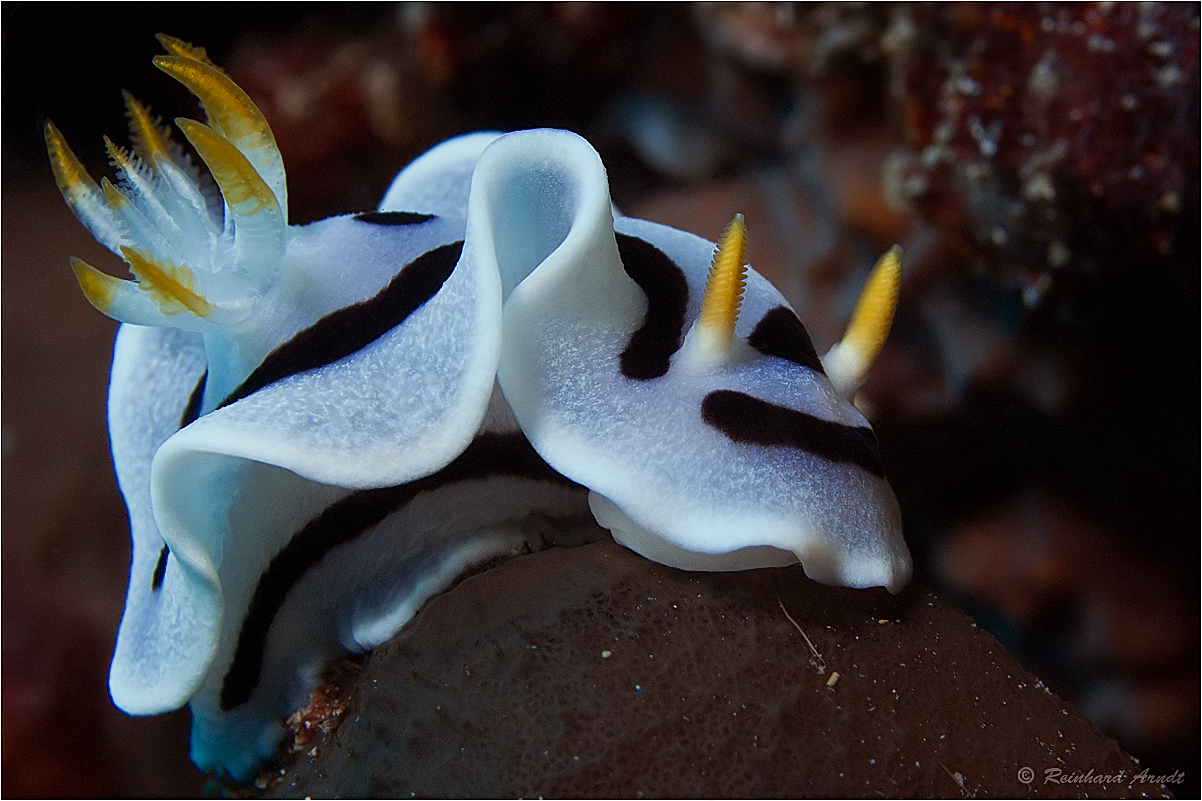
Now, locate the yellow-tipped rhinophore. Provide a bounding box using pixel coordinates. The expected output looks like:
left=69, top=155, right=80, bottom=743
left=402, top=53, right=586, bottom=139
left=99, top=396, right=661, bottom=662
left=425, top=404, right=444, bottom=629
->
left=176, top=119, right=279, bottom=218
left=70, top=257, right=121, bottom=313
left=122, top=91, right=176, bottom=164
left=695, top=213, right=749, bottom=357
left=823, top=245, right=902, bottom=398
left=120, top=246, right=215, bottom=318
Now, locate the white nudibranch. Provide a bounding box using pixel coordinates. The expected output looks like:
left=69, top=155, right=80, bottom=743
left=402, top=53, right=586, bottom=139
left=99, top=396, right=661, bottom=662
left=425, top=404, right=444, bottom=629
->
left=50, top=36, right=910, bottom=781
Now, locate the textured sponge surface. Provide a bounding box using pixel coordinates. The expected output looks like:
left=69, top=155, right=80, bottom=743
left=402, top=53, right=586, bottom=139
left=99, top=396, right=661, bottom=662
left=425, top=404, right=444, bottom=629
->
left=266, top=540, right=1153, bottom=798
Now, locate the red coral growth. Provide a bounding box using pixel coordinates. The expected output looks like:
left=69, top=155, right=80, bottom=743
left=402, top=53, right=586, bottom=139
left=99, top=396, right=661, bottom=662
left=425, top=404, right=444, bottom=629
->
left=284, top=658, right=362, bottom=753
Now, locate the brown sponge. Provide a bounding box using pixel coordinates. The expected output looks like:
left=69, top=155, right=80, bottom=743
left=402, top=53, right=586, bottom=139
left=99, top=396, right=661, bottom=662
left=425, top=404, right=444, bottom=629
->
left=262, top=539, right=1172, bottom=798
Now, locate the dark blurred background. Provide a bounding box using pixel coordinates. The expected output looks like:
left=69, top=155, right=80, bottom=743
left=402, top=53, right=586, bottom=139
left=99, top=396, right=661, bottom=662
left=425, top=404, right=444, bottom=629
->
left=3, top=2, right=1197, bottom=796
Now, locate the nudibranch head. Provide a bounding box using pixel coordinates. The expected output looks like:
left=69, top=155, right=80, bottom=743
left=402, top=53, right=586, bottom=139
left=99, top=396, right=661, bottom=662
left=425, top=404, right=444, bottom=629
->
left=486, top=129, right=911, bottom=592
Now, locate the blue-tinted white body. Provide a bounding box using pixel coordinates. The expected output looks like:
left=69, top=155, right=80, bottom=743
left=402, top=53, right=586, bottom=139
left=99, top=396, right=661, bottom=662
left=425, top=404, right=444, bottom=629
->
left=49, top=38, right=909, bottom=780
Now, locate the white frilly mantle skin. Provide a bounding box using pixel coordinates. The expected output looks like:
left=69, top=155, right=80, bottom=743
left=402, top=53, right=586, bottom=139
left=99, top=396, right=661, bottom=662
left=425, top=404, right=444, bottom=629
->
left=50, top=41, right=910, bottom=781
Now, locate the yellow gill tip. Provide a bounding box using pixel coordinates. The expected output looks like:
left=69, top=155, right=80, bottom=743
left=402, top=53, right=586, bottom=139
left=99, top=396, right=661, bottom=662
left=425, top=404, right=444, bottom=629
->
left=153, top=54, right=272, bottom=147
left=44, top=120, right=95, bottom=197
left=155, top=33, right=215, bottom=66
left=102, top=135, right=131, bottom=169
left=119, top=245, right=216, bottom=318
left=70, top=256, right=122, bottom=313
left=122, top=91, right=174, bottom=162
left=696, top=213, right=749, bottom=354
left=175, top=118, right=278, bottom=217
left=99, top=176, right=130, bottom=211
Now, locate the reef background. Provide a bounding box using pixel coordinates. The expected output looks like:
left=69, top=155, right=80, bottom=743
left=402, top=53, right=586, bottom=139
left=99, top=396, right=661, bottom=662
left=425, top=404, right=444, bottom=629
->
left=3, top=3, right=1197, bottom=796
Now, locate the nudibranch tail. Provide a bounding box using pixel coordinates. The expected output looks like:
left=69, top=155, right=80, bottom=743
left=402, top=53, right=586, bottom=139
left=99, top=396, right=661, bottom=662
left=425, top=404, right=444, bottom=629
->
left=822, top=245, right=902, bottom=398
left=153, top=50, right=287, bottom=219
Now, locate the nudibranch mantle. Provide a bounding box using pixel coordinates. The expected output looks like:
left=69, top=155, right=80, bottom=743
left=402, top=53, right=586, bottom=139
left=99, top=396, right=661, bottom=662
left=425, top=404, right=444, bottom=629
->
left=50, top=36, right=909, bottom=782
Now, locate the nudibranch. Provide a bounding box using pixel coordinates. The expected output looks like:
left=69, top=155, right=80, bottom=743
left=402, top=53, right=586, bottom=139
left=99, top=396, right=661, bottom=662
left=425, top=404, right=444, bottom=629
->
left=49, top=36, right=909, bottom=781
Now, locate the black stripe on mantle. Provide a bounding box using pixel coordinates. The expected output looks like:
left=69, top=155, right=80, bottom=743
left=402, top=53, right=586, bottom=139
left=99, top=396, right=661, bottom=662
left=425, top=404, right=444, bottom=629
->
left=700, top=389, right=885, bottom=478
left=151, top=243, right=460, bottom=594
left=616, top=233, right=689, bottom=381
left=747, top=306, right=826, bottom=374
left=217, top=240, right=463, bottom=410
left=353, top=211, right=436, bottom=226
left=152, top=371, right=211, bottom=593
left=219, top=432, right=577, bottom=711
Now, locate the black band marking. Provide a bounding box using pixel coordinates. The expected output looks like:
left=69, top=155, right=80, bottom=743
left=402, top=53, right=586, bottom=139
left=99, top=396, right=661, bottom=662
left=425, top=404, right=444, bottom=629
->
left=353, top=211, right=436, bottom=226
left=748, top=306, right=826, bottom=374
left=180, top=371, right=207, bottom=428
left=152, top=373, right=208, bottom=592
left=616, top=233, right=689, bottom=380
left=219, top=433, right=575, bottom=711
left=151, top=545, right=170, bottom=592
left=217, top=241, right=462, bottom=410
left=700, top=389, right=885, bottom=478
